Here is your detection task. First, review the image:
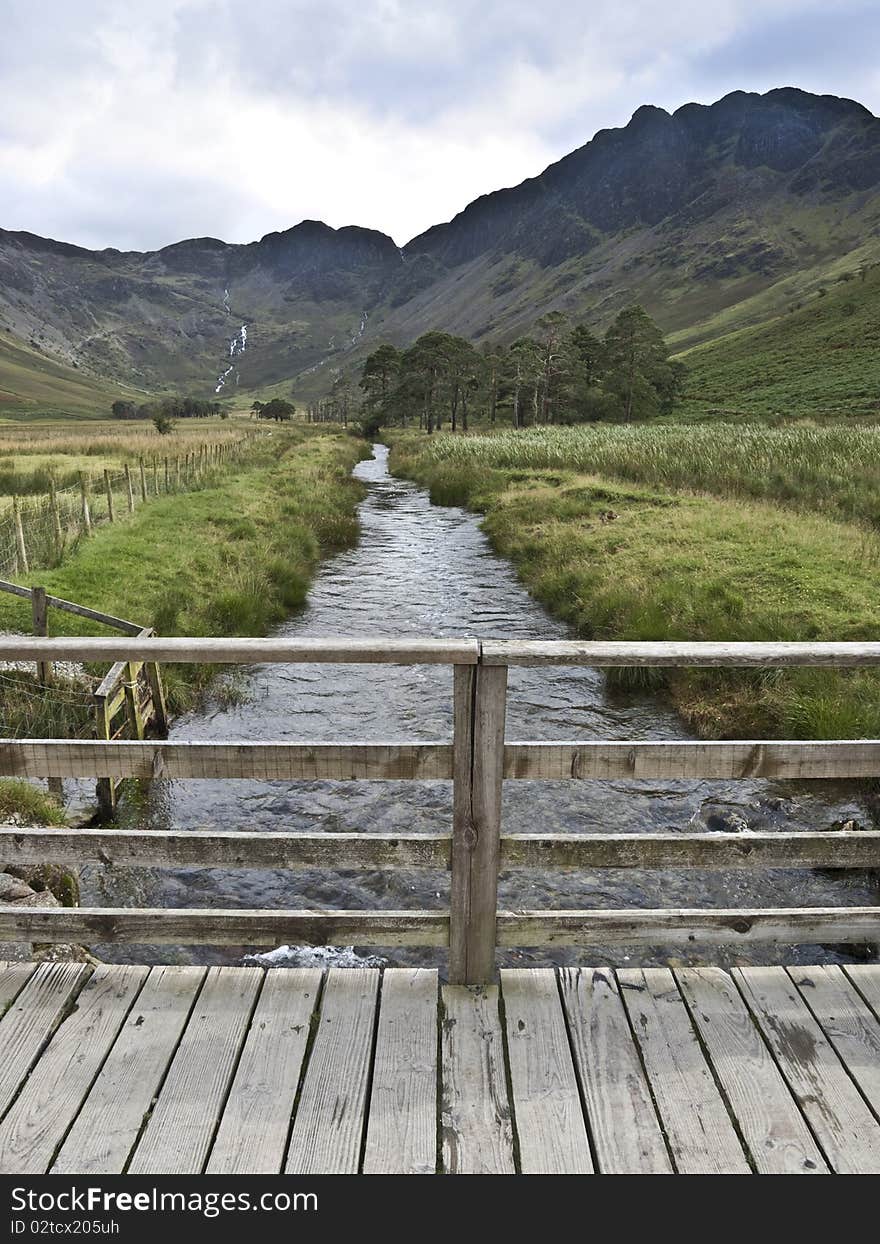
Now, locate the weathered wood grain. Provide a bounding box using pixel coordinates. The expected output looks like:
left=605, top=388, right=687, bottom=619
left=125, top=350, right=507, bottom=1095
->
left=128, top=967, right=263, bottom=1174
left=0, top=636, right=479, bottom=665
left=0, top=739, right=453, bottom=781
left=676, top=967, right=826, bottom=1173
left=733, top=966, right=880, bottom=1173
left=844, top=964, right=880, bottom=1019
left=441, top=985, right=515, bottom=1174
left=788, top=965, right=880, bottom=1122
left=559, top=967, right=671, bottom=1173
left=52, top=966, right=206, bottom=1175
left=286, top=969, right=379, bottom=1174
left=503, top=739, right=880, bottom=780
left=363, top=969, right=438, bottom=1175
left=0, top=961, right=36, bottom=1015
left=450, top=664, right=507, bottom=985
left=483, top=640, right=880, bottom=667
left=501, top=831, right=880, bottom=870
left=496, top=907, right=880, bottom=947
left=501, top=969, right=592, bottom=1173
left=618, top=968, right=751, bottom=1174
left=0, top=962, right=91, bottom=1120
left=0, top=965, right=147, bottom=1173
left=0, top=828, right=452, bottom=870
left=0, top=907, right=449, bottom=946
left=207, top=969, right=322, bottom=1174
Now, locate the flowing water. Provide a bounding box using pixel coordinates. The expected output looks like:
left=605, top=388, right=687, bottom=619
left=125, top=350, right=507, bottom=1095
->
left=85, top=445, right=879, bottom=970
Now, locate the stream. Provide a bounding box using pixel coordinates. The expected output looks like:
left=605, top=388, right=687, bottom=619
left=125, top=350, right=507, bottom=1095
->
left=85, top=444, right=879, bottom=970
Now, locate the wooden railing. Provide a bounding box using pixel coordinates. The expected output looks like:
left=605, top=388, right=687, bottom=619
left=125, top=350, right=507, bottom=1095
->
left=0, top=581, right=167, bottom=816
left=0, top=635, right=879, bottom=984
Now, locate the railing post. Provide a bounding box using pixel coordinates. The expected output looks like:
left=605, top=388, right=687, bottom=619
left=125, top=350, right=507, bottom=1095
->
left=79, top=473, right=91, bottom=536
left=103, top=470, right=115, bottom=523
left=31, top=585, right=52, bottom=685
left=12, top=497, right=29, bottom=574
left=124, top=464, right=135, bottom=514
left=49, top=479, right=63, bottom=561
left=450, top=660, right=508, bottom=985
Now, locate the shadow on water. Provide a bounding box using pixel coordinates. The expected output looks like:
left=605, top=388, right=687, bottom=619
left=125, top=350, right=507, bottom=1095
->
left=84, top=445, right=879, bottom=970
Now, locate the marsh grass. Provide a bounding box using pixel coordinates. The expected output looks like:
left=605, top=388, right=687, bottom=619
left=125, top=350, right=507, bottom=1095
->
left=391, top=432, right=880, bottom=739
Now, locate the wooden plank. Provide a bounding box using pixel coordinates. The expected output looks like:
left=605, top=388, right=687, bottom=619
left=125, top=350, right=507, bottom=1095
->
left=449, top=663, right=507, bottom=985
left=0, top=965, right=147, bottom=1173
left=0, top=739, right=454, bottom=781
left=483, top=640, right=880, bottom=667
left=789, top=965, right=880, bottom=1122
left=286, top=968, right=379, bottom=1174
left=733, top=966, right=880, bottom=1173
left=0, top=907, right=449, bottom=946
left=363, top=969, right=438, bottom=1175
left=618, top=968, right=751, bottom=1174
left=0, top=961, right=37, bottom=1015
left=52, top=966, right=206, bottom=1175
left=501, top=831, right=880, bottom=870
left=440, top=984, right=515, bottom=1174
left=128, top=966, right=263, bottom=1174
left=503, top=740, right=880, bottom=781
left=0, top=828, right=452, bottom=870
left=0, top=962, right=91, bottom=1119
left=676, top=967, right=827, bottom=1173
left=206, top=969, right=321, bottom=1175
left=844, top=964, right=880, bottom=1019
left=4, top=828, right=879, bottom=874
left=0, top=636, right=480, bottom=665
left=559, top=967, right=672, bottom=1173
left=496, top=908, right=880, bottom=947
left=501, top=969, right=592, bottom=1173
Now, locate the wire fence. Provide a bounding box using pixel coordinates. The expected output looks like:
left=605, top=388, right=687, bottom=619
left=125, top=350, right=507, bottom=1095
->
left=0, top=433, right=260, bottom=579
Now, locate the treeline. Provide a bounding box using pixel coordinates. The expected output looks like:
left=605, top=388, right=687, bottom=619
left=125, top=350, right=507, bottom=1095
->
left=355, top=305, right=686, bottom=433
left=250, top=399, right=294, bottom=422
left=111, top=397, right=227, bottom=420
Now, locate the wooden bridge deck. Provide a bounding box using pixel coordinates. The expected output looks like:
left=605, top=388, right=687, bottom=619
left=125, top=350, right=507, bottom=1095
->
left=1, top=961, right=880, bottom=1174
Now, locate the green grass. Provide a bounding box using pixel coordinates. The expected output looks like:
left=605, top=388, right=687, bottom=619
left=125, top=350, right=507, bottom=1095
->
left=0, top=778, right=65, bottom=825
left=0, top=427, right=369, bottom=712
left=393, top=422, right=880, bottom=527
left=678, top=262, right=880, bottom=419
left=390, top=432, right=880, bottom=739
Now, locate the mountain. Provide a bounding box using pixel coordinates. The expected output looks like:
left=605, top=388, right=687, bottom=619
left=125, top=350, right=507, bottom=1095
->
left=2, top=87, right=879, bottom=416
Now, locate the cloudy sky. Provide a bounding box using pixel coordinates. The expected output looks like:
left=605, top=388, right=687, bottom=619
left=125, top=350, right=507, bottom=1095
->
left=1, top=0, right=878, bottom=252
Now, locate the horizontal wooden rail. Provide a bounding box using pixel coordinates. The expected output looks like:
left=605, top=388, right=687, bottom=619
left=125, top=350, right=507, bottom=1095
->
left=2, top=905, right=876, bottom=948
left=2, top=828, right=878, bottom=872
left=0, top=907, right=449, bottom=946
left=4, top=738, right=880, bottom=782
left=500, top=832, right=880, bottom=871
left=495, top=907, right=880, bottom=946
left=483, top=640, right=880, bottom=667
left=0, top=580, right=143, bottom=634
left=0, top=637, right=479, bottom=665
left=0, top=740, right=453, bottom=780
left=0, top=828, right=452, bottom=870
left=503, top=740, right=880, bottom=780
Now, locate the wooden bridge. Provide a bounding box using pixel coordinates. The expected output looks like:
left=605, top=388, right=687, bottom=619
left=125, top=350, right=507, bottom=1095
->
left=1, top=635, right=880, bottom=1173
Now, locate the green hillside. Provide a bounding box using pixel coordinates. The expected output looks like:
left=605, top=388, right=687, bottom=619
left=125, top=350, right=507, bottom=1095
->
left=0, top=329, right=134, bottom=421
left=680, top=262, right=880, bottom=420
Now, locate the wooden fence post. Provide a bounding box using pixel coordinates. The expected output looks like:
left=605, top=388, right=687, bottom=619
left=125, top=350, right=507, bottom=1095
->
left=104, top=470, right=115, bottom=523
left=31, top=585, right=51, bottom=686
left=139, top=458, right=148, bottom=503
left=124, top=464, right=135, bottom=514
left=79, top=474, right=91, bottom=535
left=12, top=497, right=29, bottom=575
left=164, top=457, right=170, bottom=492
left=49, top=479, right=63, bottom=561
left=449, top=660, right=508, bottom=985
left=175, top=456, right=181, bottom=490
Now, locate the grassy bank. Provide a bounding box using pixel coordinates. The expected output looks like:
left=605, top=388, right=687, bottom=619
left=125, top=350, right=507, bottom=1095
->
left=390, top=431, right=880, bottom=739
left=0, top=427, right=369, bottom=716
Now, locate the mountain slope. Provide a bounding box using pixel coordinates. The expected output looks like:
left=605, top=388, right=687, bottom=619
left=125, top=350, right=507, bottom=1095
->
left=1, top=86, right=878, bottom=412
